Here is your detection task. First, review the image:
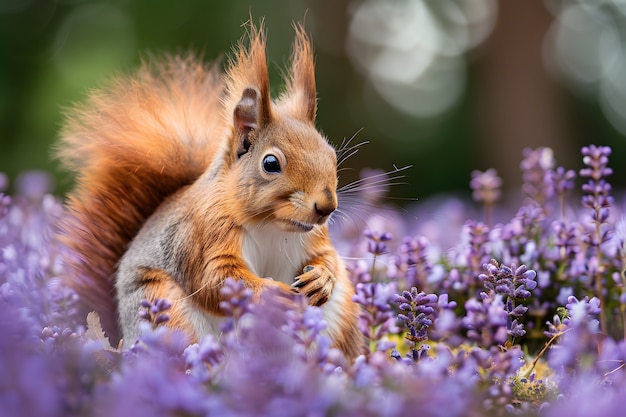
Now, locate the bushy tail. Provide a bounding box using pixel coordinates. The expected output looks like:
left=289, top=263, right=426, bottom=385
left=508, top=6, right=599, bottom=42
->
left=57, top=55, right=224, bottom=340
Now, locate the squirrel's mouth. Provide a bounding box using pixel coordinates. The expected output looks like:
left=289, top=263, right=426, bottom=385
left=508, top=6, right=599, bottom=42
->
left=289, top=220, right=314, bottom=232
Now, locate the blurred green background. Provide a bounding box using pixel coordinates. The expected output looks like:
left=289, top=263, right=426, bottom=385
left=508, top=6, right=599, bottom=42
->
left=1, top=0, right=625, bottom=200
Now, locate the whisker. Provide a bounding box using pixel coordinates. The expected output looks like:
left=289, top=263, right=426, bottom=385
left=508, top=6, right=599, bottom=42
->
left=337, top=141, right=369, bottom=168
left=340, top=165, right=411, bottom=186
left=338, top=182, right=409, bottom=195
left=331, top=204, right=387, bottom=231
left=337, top=167, right=359, bottom=175
left=335, top=129, right=367, bottom=167
left=333, top=210, right=362, bottom=225
left=329, top=208, right=359, bottom=229
left=337, top=165, right=411, bottom=194
left=338, top=194, right=408, bottom=209
left=335, top=128, right=364, bottom=153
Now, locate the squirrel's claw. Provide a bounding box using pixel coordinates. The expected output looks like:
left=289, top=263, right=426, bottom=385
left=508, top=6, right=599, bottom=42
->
left=293, top=265, right=335, bottom=307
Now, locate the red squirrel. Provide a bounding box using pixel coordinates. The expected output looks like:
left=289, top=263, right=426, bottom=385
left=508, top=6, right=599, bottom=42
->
left=57, top=22, right=362, bottom=360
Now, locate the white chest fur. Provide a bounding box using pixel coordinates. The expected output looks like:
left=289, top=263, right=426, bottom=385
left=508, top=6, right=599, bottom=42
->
left=242, top=224, right=311, bottom=284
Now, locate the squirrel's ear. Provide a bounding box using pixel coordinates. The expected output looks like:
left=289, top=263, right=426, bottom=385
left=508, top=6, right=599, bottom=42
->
left=226, top=20, right=273, bottom=159
left=233, top=87, right=266, bottom=158
left=280, top=24, right=317, bottom=124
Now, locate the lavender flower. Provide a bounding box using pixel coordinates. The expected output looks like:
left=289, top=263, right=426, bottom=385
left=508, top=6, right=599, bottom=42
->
left=218, top=277, right=255, bottom=334
left=478, top=259, right=537, bottom=341
left=548, top=166, right=576, bottom=217
left=479, top=259, right=538, bottom=300
left=470, top=168, right=502, bottom=224
left=544, top=310, right=568, bottom=339
left=564, top=295, right=601, bottom=328
left=0, top=193, right=10, bottom=217
left=462, top=220, right=491, bottom=288
left=580, top=145, right=613, bottom=334
left=391, top=287, right=438, bottom=362
left=282, top=302, right=339, bottom=367
left=347, top=259, right=372, bottom=283
left=3, top=142, right=626, bottom=416
left=139, top=298, right=172, bottom=327
left=580, top=145, right=613, bottom=228
left=551, top=219, right=580, bottom=267
left=0, top=172, right=7, bottom=192
left=353, top=282, right=398, bottom=353
left=184, top=334, right=223, bottom=384
left=521, top=147, right=555, bottom=205
left=547, top=296, right=603, bottom=391
left=364, top=228, right=392, bottom=256
left=353, top=228, right=394, bottom=283
left=470, top=168, right=502, bottom=205
left=497, top=204, right=545, bottom=266
left=0, top=298, right=79, bottom=417
left=463, top=294, right=509, bottom=347
left=390, top=235, right=432, bottom=290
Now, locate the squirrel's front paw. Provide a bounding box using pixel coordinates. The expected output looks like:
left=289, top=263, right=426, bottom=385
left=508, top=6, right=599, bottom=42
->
left=292, top=265, right=335, bottom=307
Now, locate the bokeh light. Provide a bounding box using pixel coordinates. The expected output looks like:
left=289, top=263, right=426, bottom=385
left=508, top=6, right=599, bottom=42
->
left=51, top=3, right=137, bottom=87
left=346, top=0, right=497, bottom=118
left=545, top=0, right=626, bottom=136
left=2, top=1, right=626, bottom=200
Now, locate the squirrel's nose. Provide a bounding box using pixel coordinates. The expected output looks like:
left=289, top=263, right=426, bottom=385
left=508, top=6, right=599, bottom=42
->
left=313, top=188, right=337, bottom=223
left=315, top=203, right=335, bottom=216
left=314, top=201, right=336, bottom=218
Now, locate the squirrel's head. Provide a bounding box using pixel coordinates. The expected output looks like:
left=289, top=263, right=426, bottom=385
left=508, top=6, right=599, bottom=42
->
left=222, top=22, right=338, bottom=233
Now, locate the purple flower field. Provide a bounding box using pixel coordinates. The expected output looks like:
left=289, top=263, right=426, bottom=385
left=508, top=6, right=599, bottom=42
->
left=2, top=145, right=626, bottom=416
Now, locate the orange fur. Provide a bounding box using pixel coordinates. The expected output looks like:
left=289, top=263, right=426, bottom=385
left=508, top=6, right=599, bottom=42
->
left=57, top=21, right=363, bottom=360
left=57, top=54, right=222, bottom=338
left=140, top=268, right=197, bottom=337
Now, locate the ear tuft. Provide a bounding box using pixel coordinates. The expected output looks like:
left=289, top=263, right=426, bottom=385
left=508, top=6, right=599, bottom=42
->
left=234, top=87, right=260, bottom=158
left=223, top=20, right=273, bottom=159
left=278, top=23, right=317, bottom=123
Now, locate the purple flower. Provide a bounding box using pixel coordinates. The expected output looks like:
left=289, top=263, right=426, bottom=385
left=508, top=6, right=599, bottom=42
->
left=564, top=295, right=601, bottom=327
left=478, top=259, right=537, bottom=300
left=217, top=277, right=255, bottom=334
left=462, top=220, right=492, bottom=285
left=478, top=259, right=537, bottom=340
left=392, top=287, right=438, bottom=362
left=580, top=145, right=613, bottom=179
left=353, top=282, right=398, bottom=353
left=184, top=334, right=223, bottom=384
left=0, top=172, right=8, bottom=192
left=578, top=146, right=614, bottom=334
left=391, top=235, right=432, bottom=290
left=520, top=147, right=555, bottom=205
left=470, top=168, right=502, bottom=224
left=470, top=168, right=502, bottom=206
left=0, top=193, right=10, bottom=217
left=4, top=138, right=626, bottom=416
left=139, top=298, right=172, bottom=326
left=347, top=259, right=372, bottom=283
left=364, top=228, right=392, bottom=256
left=15, top=171, right=55, bottom=203
left=580, top=145, right=613, bottom=233
left=463, top=295, right=509, bottom=347
left=549, top=166, right=576, bottom=195
left=282, top=303, right=338, bottom=366
left=552, top=219, right=581, bottom=264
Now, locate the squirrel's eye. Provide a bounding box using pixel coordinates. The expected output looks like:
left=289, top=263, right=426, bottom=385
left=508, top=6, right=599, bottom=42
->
left=262, top=154, right=281, bottom=174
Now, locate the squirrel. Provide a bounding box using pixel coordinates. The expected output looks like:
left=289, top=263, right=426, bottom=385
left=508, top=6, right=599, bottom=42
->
left=56, top=21, right=363, bottom=361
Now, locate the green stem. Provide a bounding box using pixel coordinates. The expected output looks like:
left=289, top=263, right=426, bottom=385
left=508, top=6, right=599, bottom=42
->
left=595, top=220, right=608, bottom=335
left=370, top=253, right=378, bottom=281
left=484, top=202, right=493, bottom=227
left=522, top=328, right=571, bottom=378
left=621, top=303, right=626, bottom=341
